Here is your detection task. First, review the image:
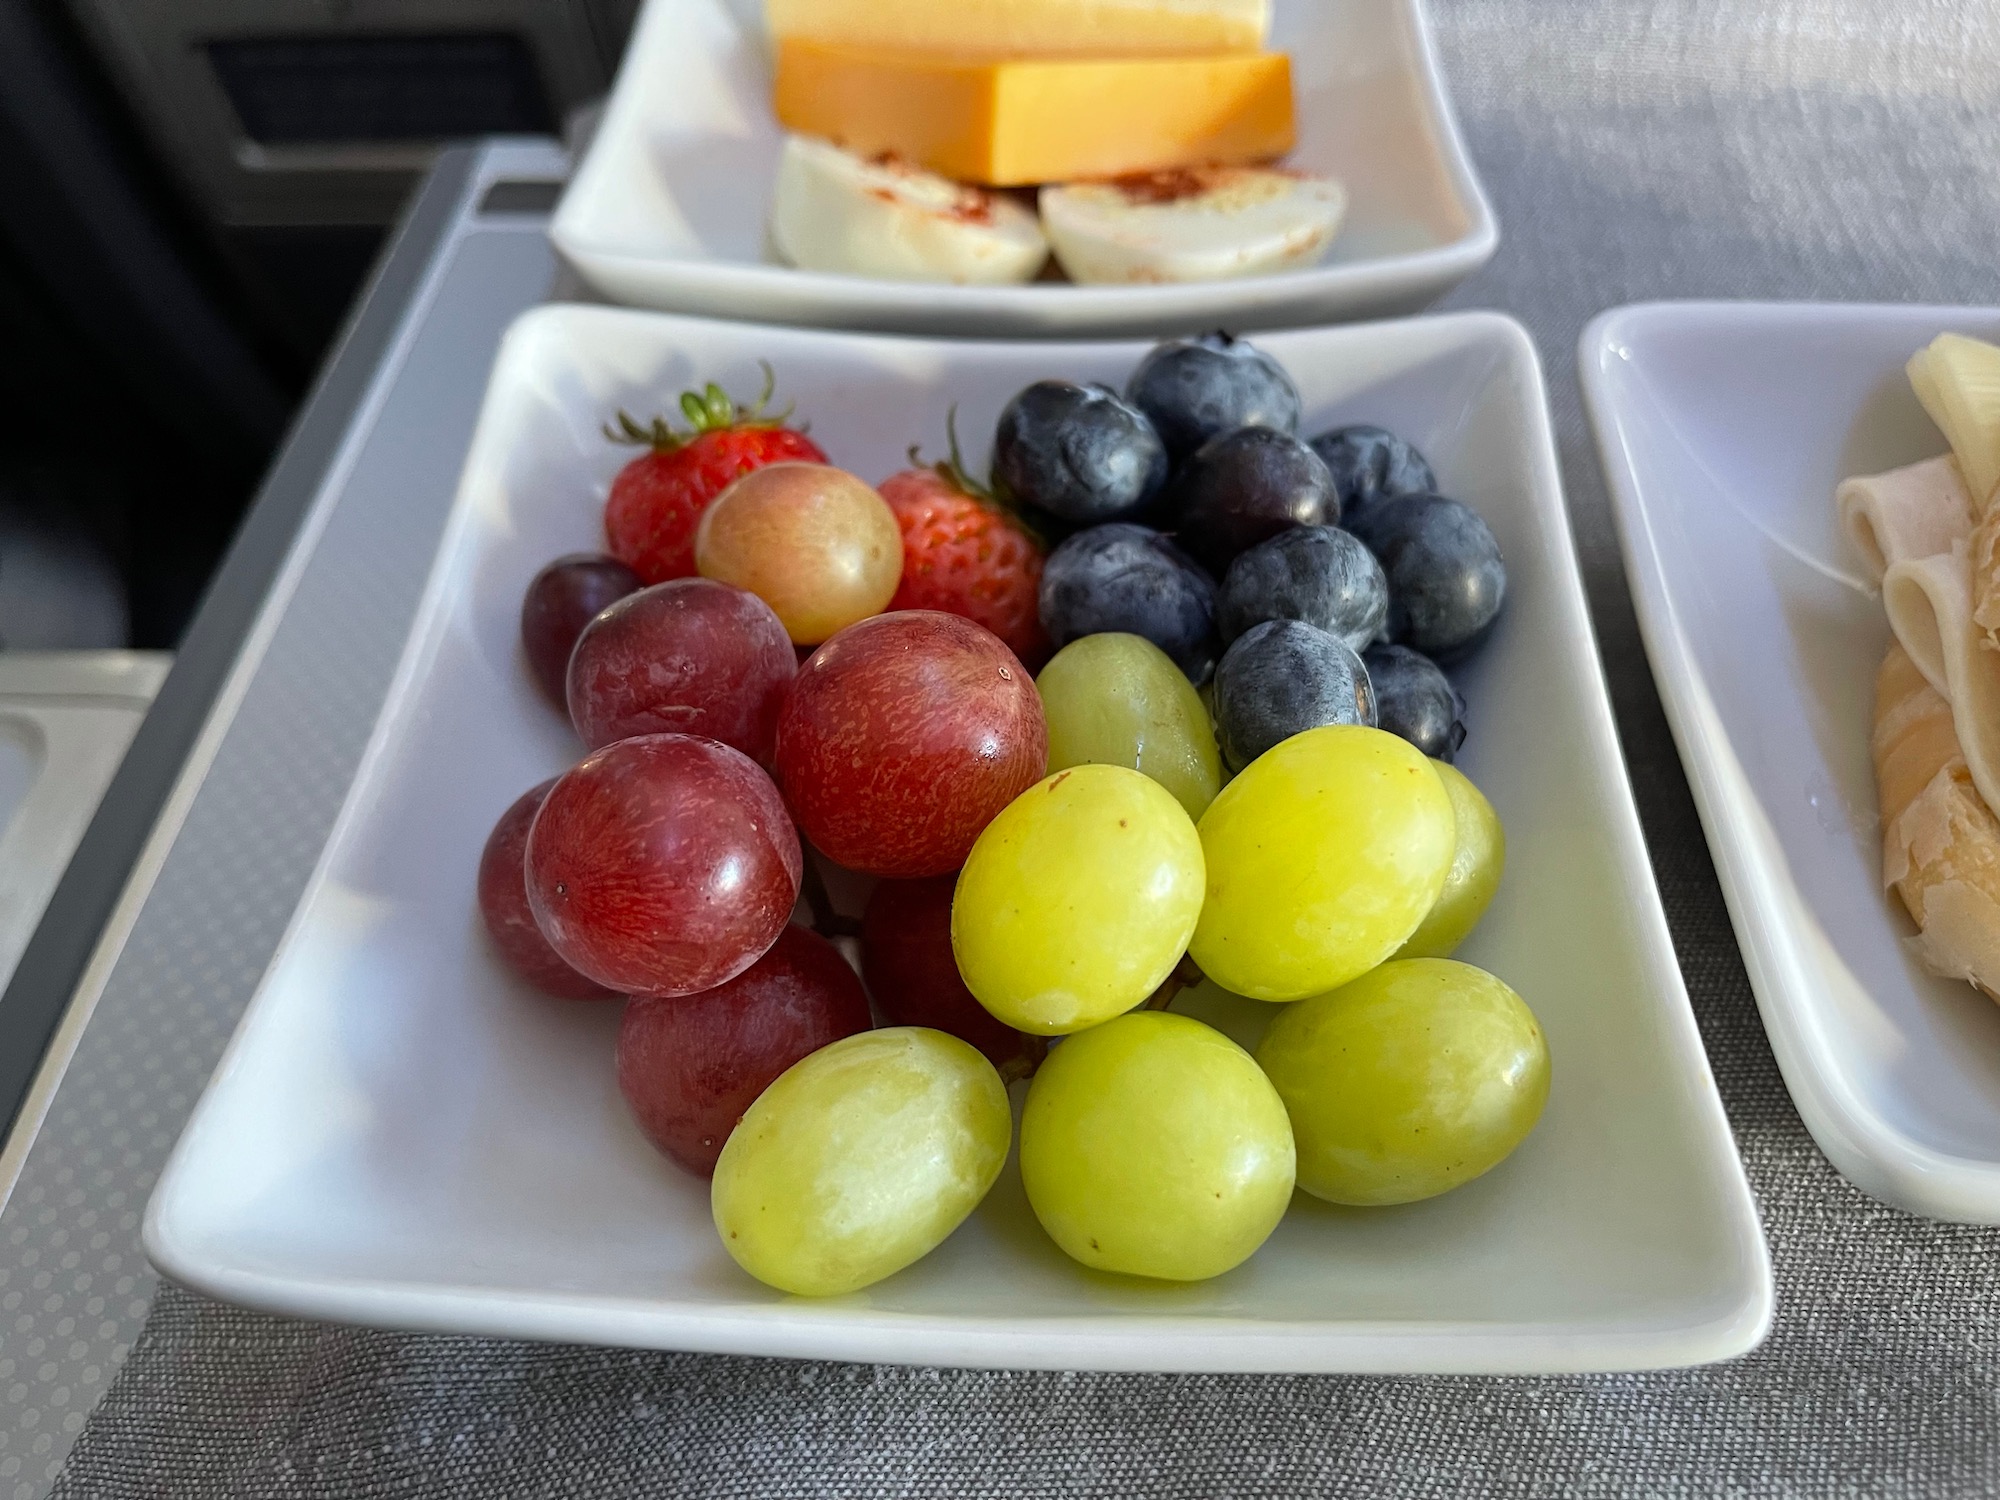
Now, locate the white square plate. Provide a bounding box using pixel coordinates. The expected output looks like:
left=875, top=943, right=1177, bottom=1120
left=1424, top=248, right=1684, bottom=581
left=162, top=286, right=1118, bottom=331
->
left=1581, top=300, right=2000, bottom=1224
left=549, top=0, right=1497, bottom=337
left=145, top=307, right=1767, bottom=1372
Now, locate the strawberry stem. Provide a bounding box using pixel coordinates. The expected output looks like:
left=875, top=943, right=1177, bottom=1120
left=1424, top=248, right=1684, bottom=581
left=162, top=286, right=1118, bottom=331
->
left=603, top=410, right=678, bottom=448
left=680, top=387, right=718, bottom=429
left=904, top=406, right=1053, bottom=551
left=909, top=406, right=995, bottom=501
left=602, top=361, right=796, bottom=451
left=942, top=407, right=985, bottom=496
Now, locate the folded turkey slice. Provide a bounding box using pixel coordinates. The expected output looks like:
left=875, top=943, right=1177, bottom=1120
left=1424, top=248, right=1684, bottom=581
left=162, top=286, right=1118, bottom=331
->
left=1873, top=641, right=2000, bottom=1000
left=1973, top=507, right=2000, bottom=654
left=1838, top=454, right=1972, bottom=587
left=1837, top=455, right=2000, bottom=816
left=1880, top=554, right=2000, bottom=818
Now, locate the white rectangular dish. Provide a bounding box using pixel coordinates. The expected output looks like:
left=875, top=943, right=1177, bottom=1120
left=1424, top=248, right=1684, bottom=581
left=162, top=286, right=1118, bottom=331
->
left=549, top=0, right=1497, bottom=336
left=145, top=306, right=1768, bottom=1372
left=1581, top=300, right=2000, bottom=1224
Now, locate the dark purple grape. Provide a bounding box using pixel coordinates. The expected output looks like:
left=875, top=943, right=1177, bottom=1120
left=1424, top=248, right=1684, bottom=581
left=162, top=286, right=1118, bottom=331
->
left=618, top=926, right=873, bottom=1177
left=992, top=381, right=1169, bottom=524
left=1212, top=619, right=1375, bottom=772
left=567, top=578, right=795, bottom=761
left=475, top=780, right=617, bottom=1002
left=1166, top=427, right=1338, bottom=575
left=521, top=554, right=642, bottom=706
left=1345, top=494, right=1506, bottom=662
left=1038, top=523, right=1219, bottom=683
left=1364, top=644, right=1467, bottom=762
left=1218, top=524, right=1387, bottom=650
left=1124, top=332, right=1302, bottom=462
left=1308, top=425, right=1437, bottom=530
left=863, top=876, right=1045, bottom=1079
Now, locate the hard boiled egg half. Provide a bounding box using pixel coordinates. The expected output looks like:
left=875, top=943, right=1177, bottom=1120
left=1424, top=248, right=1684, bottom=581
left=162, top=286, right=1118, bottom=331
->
left=770, top=135, right=1049, bottom=285
left=1040, top=167, right=1346, bottom=285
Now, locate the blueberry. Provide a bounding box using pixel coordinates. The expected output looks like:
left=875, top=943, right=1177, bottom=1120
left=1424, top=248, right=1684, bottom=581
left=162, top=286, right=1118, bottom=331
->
left=1345, top=494, right=1505, bottom=662
left=1213, top=620, right=1376, bottom=772
left=1038, top=523, right=1219, bottom=683
left=1218, top=525, right=1388, bottom=651
left=992, top=381, right=1169, bottom=525
left=1124, top=332, right=1302, bottom=463
left=1364, top=644, right=1467, bottom=762
left=1308, top=425, right=1437, bottom=529
left=1166, top=427, right=1338, bottom=576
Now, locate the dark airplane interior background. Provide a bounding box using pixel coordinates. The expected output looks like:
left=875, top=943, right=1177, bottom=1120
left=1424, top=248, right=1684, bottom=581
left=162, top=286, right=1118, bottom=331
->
left=0, top=0, right=636, bottom=650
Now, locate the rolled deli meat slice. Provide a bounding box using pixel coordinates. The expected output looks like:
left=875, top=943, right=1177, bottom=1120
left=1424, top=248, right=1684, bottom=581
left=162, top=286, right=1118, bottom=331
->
left=1873, top=641, right=2000, bottom=1001
left=1837, top=454, right=1973, bottom=587
left=1839, top=453, right=2000, bottom=813
left=1881, top=551, right=2000, bottom=818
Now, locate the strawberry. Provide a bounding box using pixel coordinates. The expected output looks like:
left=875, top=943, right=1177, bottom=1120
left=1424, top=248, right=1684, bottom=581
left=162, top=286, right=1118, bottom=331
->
left=879, top=420, right=1049, bottom=666
left=602, top=367, right=826, bottom=584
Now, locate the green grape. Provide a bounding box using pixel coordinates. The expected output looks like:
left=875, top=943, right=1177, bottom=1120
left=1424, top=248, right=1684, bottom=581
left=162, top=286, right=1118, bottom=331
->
left=1020, top=1011, right=1294, bottom=1281
left=1037, top=633, right=1222, bottom=821
left=711, top=1027, right=1010, bottom=1296
left=952, top=764, right=1204, bottom=1034
left=1256, top=958, right=1549, bottom=1206
left=1190, top=725, right=1455, bottom=1002
left=1398, top=761, right=1505, bottom=960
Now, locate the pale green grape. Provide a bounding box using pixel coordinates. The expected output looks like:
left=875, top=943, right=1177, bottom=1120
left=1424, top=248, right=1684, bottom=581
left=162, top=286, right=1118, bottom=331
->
left=1398, top=761, right=1505, bottom=960
left=1020, top=1011, right=1294, bottom=1281
left=952, top=764, right=1203, bottom=1034
left=1256, top=958, right=1549, bottom=1206
left=1037, top=633, right=1222, bottom=821
left=1190, top=725, right=1454, bottom=1001
left=711, top=1027, right=1010, bottom=1296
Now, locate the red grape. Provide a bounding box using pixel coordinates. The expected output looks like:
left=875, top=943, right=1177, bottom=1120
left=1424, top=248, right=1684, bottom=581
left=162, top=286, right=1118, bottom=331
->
left=617, top=924, right=872, bottom=1175
left=525, top=734, right=803, bottom=996
left=475, top=781, right=617, bottom=1001
left=520, top=554, right=642, bottom=706
left=773, top=611, right=1047, bottom=878
left=862, top=876, right=1044, bottom=1078
left=566, top=578, right=795, bottom=761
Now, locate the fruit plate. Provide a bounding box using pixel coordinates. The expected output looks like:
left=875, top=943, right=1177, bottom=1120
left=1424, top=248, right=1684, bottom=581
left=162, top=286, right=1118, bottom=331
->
left=1581, top=300, right=2000, bottom=1224
left=547, top=0, right=1498, bottom=337
left=144, top=306, right=1769, bottom=1373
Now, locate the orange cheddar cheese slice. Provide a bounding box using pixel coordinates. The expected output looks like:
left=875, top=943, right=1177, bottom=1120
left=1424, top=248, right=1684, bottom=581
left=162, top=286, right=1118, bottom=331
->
left=772, top=42, right=1296, bottom=188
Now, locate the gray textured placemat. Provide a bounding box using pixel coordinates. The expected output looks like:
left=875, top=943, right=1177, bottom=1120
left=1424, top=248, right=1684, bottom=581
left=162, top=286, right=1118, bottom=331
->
left=44, top=2, right=2000, bottom=1495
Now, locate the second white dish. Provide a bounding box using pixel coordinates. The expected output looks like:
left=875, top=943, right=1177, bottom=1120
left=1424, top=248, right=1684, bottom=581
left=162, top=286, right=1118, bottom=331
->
left=1582, top=299, right=2000, bottom=1224
left=551, top=0, right=1497, bottom=335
